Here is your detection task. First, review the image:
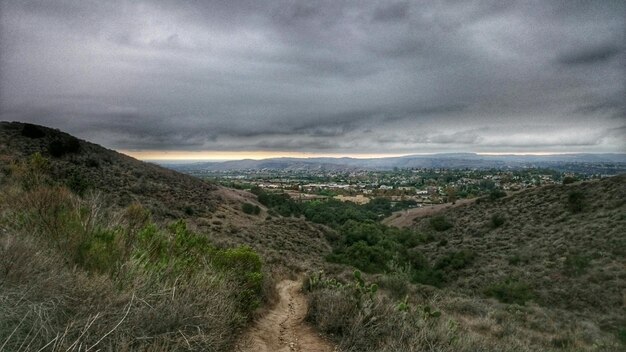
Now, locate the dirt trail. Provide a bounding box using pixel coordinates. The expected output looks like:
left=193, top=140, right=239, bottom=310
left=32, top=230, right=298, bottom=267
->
left=236, top=280, right=336, bottom=352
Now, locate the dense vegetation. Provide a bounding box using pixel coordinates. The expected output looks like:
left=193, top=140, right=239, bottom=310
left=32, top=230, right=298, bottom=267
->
left=253, top=188, right=480, bottom=289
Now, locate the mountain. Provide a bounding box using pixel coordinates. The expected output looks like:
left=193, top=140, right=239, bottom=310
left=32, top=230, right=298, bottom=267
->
left=164, top=152, right=626, bottom=174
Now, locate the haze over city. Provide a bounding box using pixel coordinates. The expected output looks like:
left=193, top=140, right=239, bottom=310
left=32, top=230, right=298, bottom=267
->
left=1, top=0, right=624, bottom=159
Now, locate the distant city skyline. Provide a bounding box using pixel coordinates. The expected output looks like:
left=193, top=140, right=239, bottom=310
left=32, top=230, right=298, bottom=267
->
left=1, top=1, right=624, bottom=155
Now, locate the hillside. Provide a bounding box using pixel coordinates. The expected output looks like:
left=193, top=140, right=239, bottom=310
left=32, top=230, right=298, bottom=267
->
left=1, top=122, right=624, bottom=351
left=296, top=175, right=626, bottom=352
left=409, top=176, right=625, bottom=327
left=0, top=122, right=332, bottom=268
left=0, top=122, right=220, bottom=219
left=0, top=122, right=334, bottom=351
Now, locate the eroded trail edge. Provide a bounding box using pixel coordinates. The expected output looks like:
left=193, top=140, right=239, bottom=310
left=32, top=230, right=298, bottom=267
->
left=236, top=279, right=336, bottom=352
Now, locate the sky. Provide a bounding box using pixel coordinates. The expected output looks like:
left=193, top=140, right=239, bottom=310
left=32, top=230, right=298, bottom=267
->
left=1, top=0, right=624, bottom=159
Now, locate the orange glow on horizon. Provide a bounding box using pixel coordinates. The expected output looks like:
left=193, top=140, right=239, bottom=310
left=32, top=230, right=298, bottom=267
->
left=118, top=150, right=594, bottom=161
left=119, top=150, right=412, bottom=161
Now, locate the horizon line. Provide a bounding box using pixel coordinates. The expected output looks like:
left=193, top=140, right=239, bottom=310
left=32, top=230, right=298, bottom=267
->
left=119, top=150, right=624, bottom=162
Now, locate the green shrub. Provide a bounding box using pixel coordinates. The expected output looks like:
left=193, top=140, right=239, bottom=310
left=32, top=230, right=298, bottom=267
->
left=65, top=169, right=93, bottom=195
left=562, top=176, right=577, bottom=185
left=488, top=189, right=507, bottom=201
left=563, top=253, right=590, bottom=276
left=490, top=213, right=506, bottom=228
left=430, top=215, right=453, bottom=231
left=567, top=191, right=585, bottom=213
left=618, top=328, right=626, bottom=345
left=76, top=227, right=124, bottom=273
left=484, top=278, right=534, bottom=305
left=434, top=250, right=476, bottom=271
left=412, top=268, right=445, bottom=287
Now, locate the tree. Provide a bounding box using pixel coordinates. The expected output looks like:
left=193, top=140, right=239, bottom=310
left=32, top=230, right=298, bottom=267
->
left=445, top=186, right=457, bottom=204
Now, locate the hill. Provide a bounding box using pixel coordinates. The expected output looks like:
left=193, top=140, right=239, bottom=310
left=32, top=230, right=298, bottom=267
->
left=166, top=152, right=626, bottom=174
left=1, top=121, right=624, bottom=351
left=0, top=122, right=333, bottom=351
left=0, top=122, right=331, bottom=267
left=272, top=175, right=624, bottom=351
left=407, top=176, right=625, bottom=335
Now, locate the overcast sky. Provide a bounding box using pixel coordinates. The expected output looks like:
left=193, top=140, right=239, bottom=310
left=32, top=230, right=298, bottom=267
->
left=1, top=0, right=624, bottom=158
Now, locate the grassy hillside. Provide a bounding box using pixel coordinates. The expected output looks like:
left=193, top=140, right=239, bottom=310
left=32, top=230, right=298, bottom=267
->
left=302, top=175, right=625, bottom=351
left=0, top=122, right=219, bottom=218
left=410, top=176, right=625, bottom=330
left=0, top=122, right=331, bottom=351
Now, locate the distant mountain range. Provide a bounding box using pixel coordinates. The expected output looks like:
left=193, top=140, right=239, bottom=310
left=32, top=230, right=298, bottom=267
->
left=160, top=153, right=626, bottom=174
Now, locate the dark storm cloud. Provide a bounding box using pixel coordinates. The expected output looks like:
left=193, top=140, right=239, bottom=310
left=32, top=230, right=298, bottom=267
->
left=1, top=0, right=625, bottom=154
left=557, top=44, right=622, bottom=66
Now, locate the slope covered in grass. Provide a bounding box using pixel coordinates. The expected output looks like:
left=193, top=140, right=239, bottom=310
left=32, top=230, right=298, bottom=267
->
left=410, top=176, right=625, bottom=325
left=302, top=176, right=625, bottom=351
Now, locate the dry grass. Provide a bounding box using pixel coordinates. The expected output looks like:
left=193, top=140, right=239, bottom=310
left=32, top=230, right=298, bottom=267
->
left=0, top=164, right=267, bottom=351
left=0, top=234, right=246, bottom=351
left=306, top=271, right=623, bottom=352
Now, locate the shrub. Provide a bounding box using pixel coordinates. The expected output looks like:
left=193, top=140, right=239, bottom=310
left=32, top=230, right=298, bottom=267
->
left=20, top=123, right=45, bottom=138
left=567, top=191, right=585, bottom=213
left=412, top=268, right=445, bottom=287
left=507, top=252, right=531, bottom=266
left=65, top=169, right=93, bottom=195
left=484, top=278, right=534, bottom=305
left=434, top=250, right=476, bottom=271
left=563, top=253, right=590, bottom=276
left=490, top=213, right=506, bottom=228
left=48, top=136, right=81, bottom=157
left=488, top=189, right=507, bottom=201
left=11, top=152, right=51, bottom=190
left=85, top=157, right=100, bottom=168
left=242, top=202, right=261, bottom=215
left=562, top=176, right=577, bottom=185
left=430, top=215, right=453, bottom=231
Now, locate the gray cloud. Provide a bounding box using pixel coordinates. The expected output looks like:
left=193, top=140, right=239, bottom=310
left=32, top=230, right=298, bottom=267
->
left=557, top=44, right=622, bottom=66
left=1, top=0, right=625, bottom=155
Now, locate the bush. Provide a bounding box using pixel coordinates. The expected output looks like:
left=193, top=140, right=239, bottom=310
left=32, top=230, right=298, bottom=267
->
left=488, top=189, right=507, bottom=201
left=567, top=191, right=585, bottom=213
left=563, top=253, right=590, bottom=276
left=48, top=136, right=81, bottom=157
left=242, top=202, right=261, bottom=215
left=20, top=123, right=45, bottom=138
left=65, top=169, right=93, bottom=195
left=434, top=250, right=476, bottom=271
left=562, top=176, right=578, bottom=185
left=484, top=278, right=534, bottom=305
left=490, top=213, right=506, bottom=228
left=430, top=215, right=453, bottom=231
left=412, top=268, right=445, bottom=287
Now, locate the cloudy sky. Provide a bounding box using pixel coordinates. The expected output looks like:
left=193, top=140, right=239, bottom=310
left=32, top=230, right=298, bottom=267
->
left=1, top=0, right=624, bottom=159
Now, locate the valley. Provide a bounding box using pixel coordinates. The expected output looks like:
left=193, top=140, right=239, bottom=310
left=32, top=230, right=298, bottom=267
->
left=1, top=122, right=624, bottom=351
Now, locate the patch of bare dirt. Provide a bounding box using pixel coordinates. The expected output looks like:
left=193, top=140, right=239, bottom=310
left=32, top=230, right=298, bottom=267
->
left=382, top=198, right=476, bottom=228
left=236, top=280, right=336, bottom=352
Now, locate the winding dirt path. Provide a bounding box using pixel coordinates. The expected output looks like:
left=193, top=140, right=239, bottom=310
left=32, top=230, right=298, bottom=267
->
left=236, top=280, right=336, bottom=352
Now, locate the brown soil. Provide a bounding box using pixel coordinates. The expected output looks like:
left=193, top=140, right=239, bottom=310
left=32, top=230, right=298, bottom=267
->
left=382, top=198, right=476, bottom=228
left=236, top=280, right=337, bottom=352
